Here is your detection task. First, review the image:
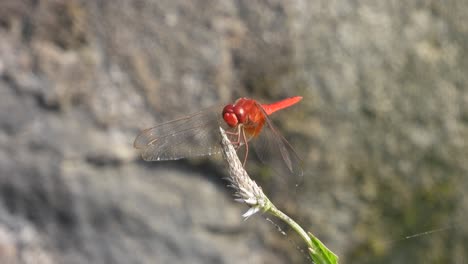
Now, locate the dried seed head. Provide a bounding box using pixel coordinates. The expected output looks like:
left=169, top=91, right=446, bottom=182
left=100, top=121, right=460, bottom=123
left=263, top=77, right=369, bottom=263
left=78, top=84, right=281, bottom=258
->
left=219, top=127, right=271, bottom=219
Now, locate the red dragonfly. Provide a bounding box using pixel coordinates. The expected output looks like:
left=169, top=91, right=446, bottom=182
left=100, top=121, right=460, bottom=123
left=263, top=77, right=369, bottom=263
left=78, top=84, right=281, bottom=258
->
left=134, top=96, right=303, bottom=178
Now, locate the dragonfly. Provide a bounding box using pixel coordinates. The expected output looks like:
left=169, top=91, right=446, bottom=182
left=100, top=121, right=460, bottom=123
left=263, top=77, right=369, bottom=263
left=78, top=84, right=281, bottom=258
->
left=134, top=96, right=303, bottom=178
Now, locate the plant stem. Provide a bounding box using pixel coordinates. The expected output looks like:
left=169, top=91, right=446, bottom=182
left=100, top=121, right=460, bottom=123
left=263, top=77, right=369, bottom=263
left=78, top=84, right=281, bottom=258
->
left=268, top=203, right=312, bottom=246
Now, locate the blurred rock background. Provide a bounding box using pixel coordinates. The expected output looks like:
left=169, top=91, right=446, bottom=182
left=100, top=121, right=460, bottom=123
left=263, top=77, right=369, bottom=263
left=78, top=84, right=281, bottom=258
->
left=0, top=0, right=467, bottom=263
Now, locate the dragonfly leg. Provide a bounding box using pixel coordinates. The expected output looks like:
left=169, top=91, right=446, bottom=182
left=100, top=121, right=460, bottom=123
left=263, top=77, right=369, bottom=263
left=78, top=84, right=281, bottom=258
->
left=226, top=126, right=248, bottom=167
left=241, top=127, right=249, bottom=167
left=226, top=126, right=242, bottom=149
left=225, top=129, right=238, bottom=136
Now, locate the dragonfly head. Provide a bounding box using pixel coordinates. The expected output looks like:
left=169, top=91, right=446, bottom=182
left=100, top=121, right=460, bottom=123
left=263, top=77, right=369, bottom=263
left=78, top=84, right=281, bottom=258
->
left=222, top=104, right=246, bottom=127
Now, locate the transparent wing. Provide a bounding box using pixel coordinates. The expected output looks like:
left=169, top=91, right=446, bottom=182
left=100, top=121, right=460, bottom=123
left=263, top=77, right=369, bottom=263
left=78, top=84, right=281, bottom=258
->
left=250, top=103, right=303, bottom=179
left=134, top=106, right=224, bottom=161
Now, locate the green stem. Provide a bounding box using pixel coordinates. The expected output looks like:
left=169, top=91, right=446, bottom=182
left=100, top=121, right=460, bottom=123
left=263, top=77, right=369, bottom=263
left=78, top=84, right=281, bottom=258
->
left=267, top=203, right=313, bottom=249
left=265, top=202, right=339, bottom=264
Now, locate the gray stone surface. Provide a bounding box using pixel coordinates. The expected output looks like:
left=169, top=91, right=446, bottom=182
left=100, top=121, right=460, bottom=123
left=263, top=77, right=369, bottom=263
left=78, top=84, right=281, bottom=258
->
left=1, top=0, right=467, bottom=263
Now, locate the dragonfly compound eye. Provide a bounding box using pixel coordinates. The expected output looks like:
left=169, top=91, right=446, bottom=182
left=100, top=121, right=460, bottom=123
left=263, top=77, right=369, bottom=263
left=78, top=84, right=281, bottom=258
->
left=222, top=104, right=238, bottom=127
left=234, top=106, right=247, bottom=124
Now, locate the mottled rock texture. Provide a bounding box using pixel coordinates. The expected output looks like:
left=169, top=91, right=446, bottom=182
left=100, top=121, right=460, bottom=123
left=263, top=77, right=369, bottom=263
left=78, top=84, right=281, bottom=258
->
left=1, top=0, right=467, bottom=263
